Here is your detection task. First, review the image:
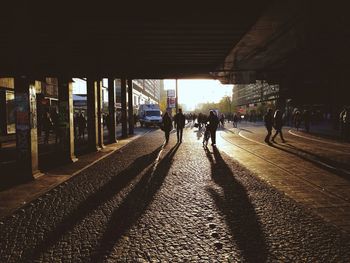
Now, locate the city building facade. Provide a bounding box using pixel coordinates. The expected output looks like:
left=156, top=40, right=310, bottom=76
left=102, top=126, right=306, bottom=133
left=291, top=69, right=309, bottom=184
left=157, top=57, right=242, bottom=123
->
left=232, top=80, right=280, bottom=117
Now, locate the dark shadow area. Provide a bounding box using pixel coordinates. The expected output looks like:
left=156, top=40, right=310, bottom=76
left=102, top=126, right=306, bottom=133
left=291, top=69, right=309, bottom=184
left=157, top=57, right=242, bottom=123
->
left=90, top=143, right=180, bottom=263
left=0, top=162, right=33, bottom=191
left=19, top=145, right=164, bottom=263
left=0, top=128, right=150, bottom=190
left=205, top=146, right=267, bottom=263
left=294, top=128, right=342, bottom=142
left=268, top=142, right=350, bottom=180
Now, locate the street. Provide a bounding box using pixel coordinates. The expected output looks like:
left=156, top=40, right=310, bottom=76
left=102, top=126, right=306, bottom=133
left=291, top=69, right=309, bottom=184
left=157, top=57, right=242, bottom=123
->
left=0, top=124, right=350, bottom=262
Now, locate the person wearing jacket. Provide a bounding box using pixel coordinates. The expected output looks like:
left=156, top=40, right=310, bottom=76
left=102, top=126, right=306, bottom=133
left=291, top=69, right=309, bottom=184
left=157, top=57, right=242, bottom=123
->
left=272, top=109, right=286, bottom=143
left=208, top=110, right=219, bottom=146
left=173, top=108, right=186, bottom=143
left=264, top=109, right=274, bottom=143
left=162, top=111, right=173, bottom=144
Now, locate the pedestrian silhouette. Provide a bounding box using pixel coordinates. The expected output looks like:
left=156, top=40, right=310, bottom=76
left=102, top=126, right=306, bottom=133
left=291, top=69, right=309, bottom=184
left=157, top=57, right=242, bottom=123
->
left=264, top=109, right=274, bottom=143
left=174, top=108, right=186, bottom=143
left=161, top=111, right=173, bottom=144
left=208, top=110, right=219, bottom=146
left=271, top=110, right=286, bottom=143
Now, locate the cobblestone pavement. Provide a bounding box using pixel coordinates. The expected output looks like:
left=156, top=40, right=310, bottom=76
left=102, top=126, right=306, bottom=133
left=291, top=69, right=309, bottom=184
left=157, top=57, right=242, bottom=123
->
left=232, top=122, right=350, bottom=172
left=1, top=128, right=350, bottom=262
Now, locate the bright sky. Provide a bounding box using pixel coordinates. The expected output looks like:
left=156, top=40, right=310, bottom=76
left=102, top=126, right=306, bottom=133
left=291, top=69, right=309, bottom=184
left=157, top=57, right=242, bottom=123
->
left=164, top=79, right=233, bottom=111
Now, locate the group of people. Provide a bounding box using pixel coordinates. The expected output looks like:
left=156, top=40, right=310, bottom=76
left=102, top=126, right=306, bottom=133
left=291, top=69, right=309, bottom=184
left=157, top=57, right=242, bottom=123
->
left=161, top=109, right=220, bottom=146
left=264, top=109, right=286, bottom=143
left=292, top=109, right=311, bottom=132
left=161, top=109, right=186, bottom=144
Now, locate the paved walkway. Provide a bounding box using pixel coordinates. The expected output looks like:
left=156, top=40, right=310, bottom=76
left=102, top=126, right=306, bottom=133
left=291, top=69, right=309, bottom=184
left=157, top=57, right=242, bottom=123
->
left=0, top=129, right=149, bottom=219
left=218, top=123, right=350, bottom=233
left=0, top=128, right=349, bottom=262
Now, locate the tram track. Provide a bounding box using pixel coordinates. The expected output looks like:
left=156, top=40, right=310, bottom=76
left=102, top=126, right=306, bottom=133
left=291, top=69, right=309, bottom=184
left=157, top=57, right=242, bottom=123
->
left=219, top=130, right=350, bottom=203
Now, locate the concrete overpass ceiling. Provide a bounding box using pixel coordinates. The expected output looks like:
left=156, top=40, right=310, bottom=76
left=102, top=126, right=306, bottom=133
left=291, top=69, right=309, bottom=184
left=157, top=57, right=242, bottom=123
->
left=215, top=0, right=350, bottom=84
left=0, top=1, right=272, bottom=78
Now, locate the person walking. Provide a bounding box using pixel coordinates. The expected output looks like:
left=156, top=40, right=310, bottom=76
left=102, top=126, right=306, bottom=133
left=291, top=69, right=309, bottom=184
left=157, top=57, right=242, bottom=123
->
left=340, top=107, right=349, bottom=141
left=233, top=114, right=238, bottom=128
left=303, top=109, right=311, bottom=133
left=208, top=110, right=219, bottom=146
left=220, top=113, right=225, bottom=128
left=272, top=109, right=286, bottom=143
left=293, top=110, right=301, bottom=130
left=339, top=107, right=348, bottom=140
left=264, top=109, right=274, bottom=143
left=162, top=111, right=173, bottom=144
left=174, top=108, right=186, bottom=143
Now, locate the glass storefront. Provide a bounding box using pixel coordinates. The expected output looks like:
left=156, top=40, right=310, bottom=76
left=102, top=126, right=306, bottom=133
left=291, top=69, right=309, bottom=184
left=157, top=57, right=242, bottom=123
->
left=5, top=90, right=15, bottom=134
left=0, top=78, right=15, bottom=135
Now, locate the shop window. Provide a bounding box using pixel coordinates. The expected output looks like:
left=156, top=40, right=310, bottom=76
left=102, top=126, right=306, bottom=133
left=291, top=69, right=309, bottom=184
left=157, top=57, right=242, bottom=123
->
left=6, top=90, right=15, bottom=134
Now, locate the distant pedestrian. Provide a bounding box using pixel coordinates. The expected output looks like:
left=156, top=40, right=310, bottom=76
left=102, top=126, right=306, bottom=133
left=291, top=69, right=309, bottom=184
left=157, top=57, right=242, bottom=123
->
left=272, top=110, right=286, bottom=143
left=293, top=111, right=301, bottom=130
left=162, top=112, right=173, bottom=144
left=174, top=108, right=186, bottom=143
left=220, top=113, right=225, bottom=128
left=264, top=109, right=274, bottom=143
left=340, top=107, right=349, bottom=141
left=233, top=114, right=238, bottom=128
left=339, top=107, right=349, bottom=140
left=197, top=113, right=203, bottom=130
left=303, top=110, right=311, bottom=133
left=208, top=110, right=219, bottom=146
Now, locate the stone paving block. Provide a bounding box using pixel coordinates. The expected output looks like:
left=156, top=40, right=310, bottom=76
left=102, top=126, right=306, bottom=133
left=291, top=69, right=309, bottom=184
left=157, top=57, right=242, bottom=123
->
left=0, top=129, right=349, bottom=262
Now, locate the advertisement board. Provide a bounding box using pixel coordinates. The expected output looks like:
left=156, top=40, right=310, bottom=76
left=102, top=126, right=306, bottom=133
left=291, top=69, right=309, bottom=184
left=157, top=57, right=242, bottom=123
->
left=167, top=97, right=176, bottom=108
left=167, top=89, right=175, bottom=97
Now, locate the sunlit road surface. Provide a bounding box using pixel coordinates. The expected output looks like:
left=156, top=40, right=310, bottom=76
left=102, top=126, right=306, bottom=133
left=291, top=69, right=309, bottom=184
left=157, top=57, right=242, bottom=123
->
left=1, top=125, right=350, bottom=262
left=218, top=122, right=350, bottom=228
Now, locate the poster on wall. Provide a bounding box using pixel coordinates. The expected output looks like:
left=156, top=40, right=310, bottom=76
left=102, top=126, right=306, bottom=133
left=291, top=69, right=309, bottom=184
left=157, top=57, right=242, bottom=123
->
left=167, top=97, right=176, bottom=108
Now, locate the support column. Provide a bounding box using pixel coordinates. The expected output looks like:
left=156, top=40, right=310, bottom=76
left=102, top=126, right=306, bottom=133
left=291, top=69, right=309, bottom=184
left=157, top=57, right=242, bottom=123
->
left=128, top=78, right=134, bottom=135
left=96, top=79, right=104, bottom=148
left=108, top=78, right=117, bottom=143
left=121, top=77, right=128, bottom=138
left=175, top=79, right=178, bottom=113
left=87, top=77, right=99, bottom=151
left=14, top=76, right=40, bottom=179
left=58, top=78, right=77, bottom=163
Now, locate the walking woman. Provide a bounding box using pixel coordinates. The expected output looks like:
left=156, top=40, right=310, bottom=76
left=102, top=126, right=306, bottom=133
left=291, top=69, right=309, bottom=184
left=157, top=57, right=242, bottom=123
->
left=208, top=110, right=219, bottom=146
left=272, top=110, right=286, bottom=143
left=264, top=109, right=274, bottom=143
left=162, top=112, right=173, bottom=144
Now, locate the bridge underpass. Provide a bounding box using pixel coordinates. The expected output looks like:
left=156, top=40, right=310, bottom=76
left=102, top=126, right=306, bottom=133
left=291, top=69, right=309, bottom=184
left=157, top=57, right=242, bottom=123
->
left=1, top=1, right=350, bottom=261
left=1, top=0, right=349, bottom=180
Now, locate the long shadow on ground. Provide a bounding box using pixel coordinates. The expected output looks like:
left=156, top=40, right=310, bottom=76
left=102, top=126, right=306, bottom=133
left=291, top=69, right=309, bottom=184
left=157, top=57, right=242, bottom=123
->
left=205, top=146, right=267, bottom=263
left=90, top=143, right=180, bottom=262
left=19, top=145, right=164, bottom=263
